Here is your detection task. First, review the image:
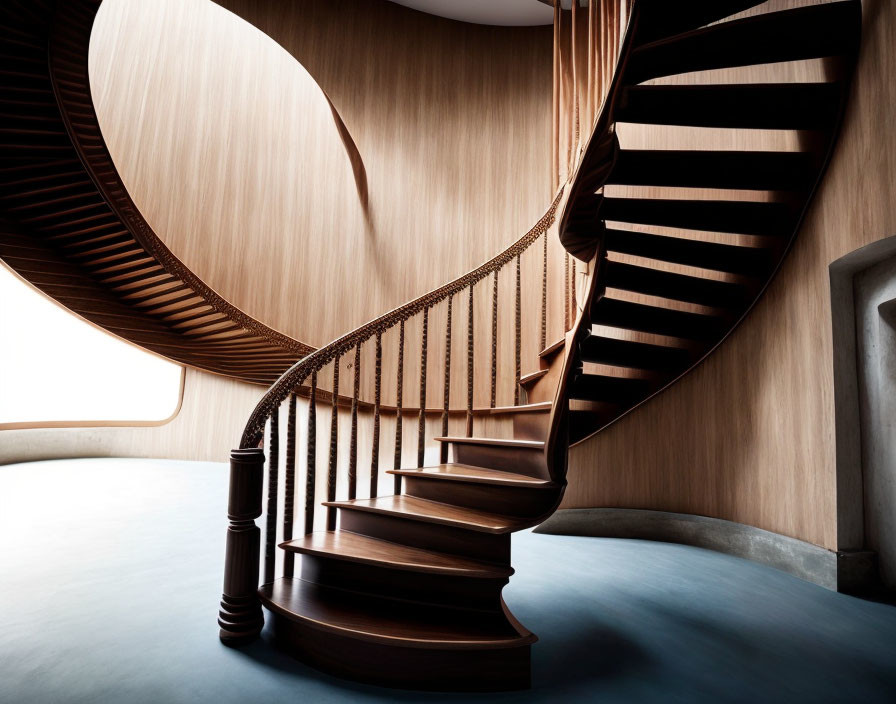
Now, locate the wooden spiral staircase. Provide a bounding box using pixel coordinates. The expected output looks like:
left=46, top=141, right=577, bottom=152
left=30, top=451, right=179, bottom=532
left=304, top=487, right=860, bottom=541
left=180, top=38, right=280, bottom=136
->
left=217, top=0, right=861, bottom=692
left=0, top=0, right=861, bottom=693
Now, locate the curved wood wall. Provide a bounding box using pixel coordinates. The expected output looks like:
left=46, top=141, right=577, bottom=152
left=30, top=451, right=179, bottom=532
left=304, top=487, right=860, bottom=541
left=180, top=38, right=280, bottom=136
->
left=89, top=0, right=554, bottom=347
left=563, top=0, right=896, bottom=552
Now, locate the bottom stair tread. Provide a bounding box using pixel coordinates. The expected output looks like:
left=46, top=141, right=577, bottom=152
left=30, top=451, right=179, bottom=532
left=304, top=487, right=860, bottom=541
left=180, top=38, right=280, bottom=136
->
left=260, top=578, right=534, bottom=649
left=280, top=530, right=513, bottom=578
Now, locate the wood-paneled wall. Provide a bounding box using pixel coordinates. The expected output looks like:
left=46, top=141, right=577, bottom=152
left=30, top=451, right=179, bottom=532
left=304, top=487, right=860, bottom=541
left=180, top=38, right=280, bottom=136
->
left=89, top=0, right=555, bottom=349
left=563, top=0, right=896, bottom=551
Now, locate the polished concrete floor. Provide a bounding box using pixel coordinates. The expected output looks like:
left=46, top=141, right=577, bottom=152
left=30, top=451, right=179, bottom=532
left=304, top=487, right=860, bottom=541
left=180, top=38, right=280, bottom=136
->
left=1, top=458, right=895, bottom=703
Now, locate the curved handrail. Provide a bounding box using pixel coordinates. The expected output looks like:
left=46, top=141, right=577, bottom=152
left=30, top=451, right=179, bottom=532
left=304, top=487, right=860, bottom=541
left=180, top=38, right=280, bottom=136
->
left=239, top=186, right=565, bottom=448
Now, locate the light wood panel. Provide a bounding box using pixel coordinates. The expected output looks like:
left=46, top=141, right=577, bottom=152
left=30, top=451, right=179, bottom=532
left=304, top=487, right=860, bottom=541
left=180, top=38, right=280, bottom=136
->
left=563, top=0, right=896, bottom=551
left=89, top=0, right=555, bottom=349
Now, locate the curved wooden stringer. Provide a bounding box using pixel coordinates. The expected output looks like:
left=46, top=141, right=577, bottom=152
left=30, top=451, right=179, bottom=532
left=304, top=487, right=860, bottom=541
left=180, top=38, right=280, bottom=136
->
left=217, top=0, right=861, bottom=692
left=0, top=0, right=313, bottom=385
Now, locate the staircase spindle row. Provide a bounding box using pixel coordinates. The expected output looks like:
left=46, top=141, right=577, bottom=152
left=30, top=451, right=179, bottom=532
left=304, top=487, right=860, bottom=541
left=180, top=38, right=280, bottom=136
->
left=220, top=187, right=566, bottom=644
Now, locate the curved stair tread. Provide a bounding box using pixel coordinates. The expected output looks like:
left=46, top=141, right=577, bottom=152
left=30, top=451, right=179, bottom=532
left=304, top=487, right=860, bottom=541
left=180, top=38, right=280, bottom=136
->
left=435, top=436, right=545, bottom=449
left=280, top=530, right=514, bottom=578
left=259, top=578, right=535, bottom=650
left=325, top=495, right=531, bottom=534
left=518, top=368, right=549, bottom=386
left=389, top=463, right=554, bottom=488
left=626, top=1, right=860, bottom=85
left=616, top=82, right=842, bottom=130
left=488, top=401, right=552, bottom=415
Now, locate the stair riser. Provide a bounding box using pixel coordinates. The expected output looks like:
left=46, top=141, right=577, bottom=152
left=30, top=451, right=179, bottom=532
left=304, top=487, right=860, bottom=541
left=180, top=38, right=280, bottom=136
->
left=403, top=477, right=558, bottom=519
left=300, top=554, right=508, bottom=612
left=451, top=443, right=548, bottom=480
left=339, top=510, right=511, bottom=564
left=512, top=412, right=550, bottom=441
left=268, top=613, right=531, bottom=691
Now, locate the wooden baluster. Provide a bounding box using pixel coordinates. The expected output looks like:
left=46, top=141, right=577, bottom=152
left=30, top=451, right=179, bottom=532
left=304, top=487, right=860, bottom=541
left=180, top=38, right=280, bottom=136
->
left=282, top=393, right=297, bottom=578
left=571, top=258, right=577, bottom=318
left=263, top=410, right=279, bottom=585
left=417, top=305, right=429, bottom=468
left=394, top=319, right=405, bottom=493
left=370, top=331, right=382, bottom=497
left=490, top=270, right=498, bottom=408
left=541, top=233, right=547, bottom=352
left=440, top=295, right=453, bottom=463
left=327, top=356, right=340, bottom=531
left=218, top=448, right=264, bottom=644
left=304, top=371, right=317, bottom=535
left=466, top=282, right=474, bottom=437
left=348, top=342, right=361, bottom=501
left=516, top=253, right=522, bottom=406
left=564, top=251, right=570, bottom=330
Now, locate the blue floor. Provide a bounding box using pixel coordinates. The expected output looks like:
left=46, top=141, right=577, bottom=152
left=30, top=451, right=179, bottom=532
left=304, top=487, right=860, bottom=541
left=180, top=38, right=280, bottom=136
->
left=1, top=458, right=895, bottom=703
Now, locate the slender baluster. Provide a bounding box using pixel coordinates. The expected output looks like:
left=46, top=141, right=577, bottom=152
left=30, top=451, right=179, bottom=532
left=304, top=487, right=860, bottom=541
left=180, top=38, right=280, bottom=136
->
left=541, top=232, right=547, bottom=352
left=370, top=331, right=382, bottom=497
left=417, top=305, right=429, bottom=468
left=282, top=393, right=297, bottom=578
left=571, top=258, right=577, bottom=319
left=394, top=320, right=405, bottom=493
left=440, top=296, right=453, bottom=463
left=466, top=282, right=474, bottom=437
left=565, top=251, right=570, bottom=330
left=490, top=270, right=498, bottom=408
left=263, top=409, right=279, bottom=585
left=348, top=342, right=361, bottom=501
left=516, top=253, right=522, bottom=406
left=304, top=371, right=317, bottom=535
left=327, top=357, right=340, bottom=531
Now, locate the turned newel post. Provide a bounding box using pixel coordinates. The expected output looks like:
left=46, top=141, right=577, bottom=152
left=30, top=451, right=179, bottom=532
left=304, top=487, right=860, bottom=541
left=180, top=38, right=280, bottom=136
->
left=218, top=447, right=265, bottom=645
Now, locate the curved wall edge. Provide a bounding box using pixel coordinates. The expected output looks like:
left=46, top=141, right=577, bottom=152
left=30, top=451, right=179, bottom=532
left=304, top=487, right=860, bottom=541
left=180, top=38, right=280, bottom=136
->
left=535, top=507, right=876, bottom=593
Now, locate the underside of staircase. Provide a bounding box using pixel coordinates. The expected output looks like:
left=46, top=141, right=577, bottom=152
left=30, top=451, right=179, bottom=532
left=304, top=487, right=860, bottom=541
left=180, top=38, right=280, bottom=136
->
left=0, top=0, right=312, bottom=385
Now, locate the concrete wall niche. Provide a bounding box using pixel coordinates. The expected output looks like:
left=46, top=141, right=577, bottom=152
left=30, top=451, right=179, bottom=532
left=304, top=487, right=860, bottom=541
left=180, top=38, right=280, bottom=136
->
left=854, top=258, right=896, bottom=588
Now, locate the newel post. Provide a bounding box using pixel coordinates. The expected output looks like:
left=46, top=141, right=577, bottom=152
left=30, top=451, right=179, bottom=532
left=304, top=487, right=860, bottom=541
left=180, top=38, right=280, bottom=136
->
left=218, top=448, right=265, bottom=645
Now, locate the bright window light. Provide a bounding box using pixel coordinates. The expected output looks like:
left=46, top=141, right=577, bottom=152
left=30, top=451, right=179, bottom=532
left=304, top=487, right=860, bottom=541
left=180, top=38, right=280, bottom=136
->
left=0, top=264, right=183, bottom=426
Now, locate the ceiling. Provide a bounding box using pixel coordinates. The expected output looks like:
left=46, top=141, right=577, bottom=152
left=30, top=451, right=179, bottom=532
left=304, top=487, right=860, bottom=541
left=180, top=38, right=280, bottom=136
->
left=387, top=0, right=554, bottom=26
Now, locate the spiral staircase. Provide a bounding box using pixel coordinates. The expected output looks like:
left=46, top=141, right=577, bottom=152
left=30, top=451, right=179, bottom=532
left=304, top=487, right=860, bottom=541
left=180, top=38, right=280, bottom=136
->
left=0, top=0, right=861, bottom=693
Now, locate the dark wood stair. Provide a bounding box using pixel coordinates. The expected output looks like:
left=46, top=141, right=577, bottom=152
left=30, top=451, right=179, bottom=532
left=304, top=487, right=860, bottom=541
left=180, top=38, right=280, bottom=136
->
left=557, top=0, right=860, bottom=444
left=215, top=0, right=861, bottom=693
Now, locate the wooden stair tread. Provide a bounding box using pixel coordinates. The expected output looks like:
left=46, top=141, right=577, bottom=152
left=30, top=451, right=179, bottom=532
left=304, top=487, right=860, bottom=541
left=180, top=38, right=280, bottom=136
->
left=604, top=228, right=772, bottom=277
left=616, top=82, right=842, bottom=130
left=487, top=401, right=552, bottom=415
left=604, top=260, right=750, bottom=309
left=600, top=197, right=796, bottom=237
left=538, top=338, right=565, bottom=358
left=626, top=2, right=860, bottom=85
left=610, top=149, right=814, bottom=191
left=579, top=335, right=692, bottom=373
left=518, top=368, right=548, bottom=385
left=570, top=373, right=652, bottom=404
left=280, top=531, right=512, bottom=578
left=633, top=0, right=765, bottom=45
left=325, top=495, right=531, bottom=534
left=435, top=436, right=545, bottom=449
left=260, top=578, right=534, bottom=649
left=389, top=463, right=553, bottom=487
left=591, top=297, right=727, bottom=341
